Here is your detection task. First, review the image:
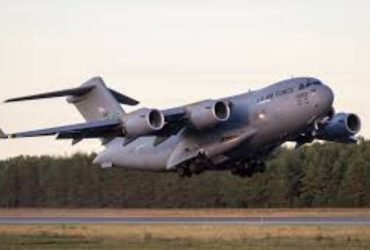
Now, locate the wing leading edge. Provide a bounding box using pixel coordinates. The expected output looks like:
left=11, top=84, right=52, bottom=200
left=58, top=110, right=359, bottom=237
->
left=1, top=95, right=230, bottom=145
left=0, top=107, right=188, bottom=142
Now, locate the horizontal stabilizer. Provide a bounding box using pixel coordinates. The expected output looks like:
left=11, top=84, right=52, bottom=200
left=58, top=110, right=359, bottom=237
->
left=109, top=88, right=139, bottom=106
left=4, top=86, right=95, bottom=103
left=4, top=84, right=139, bottom=106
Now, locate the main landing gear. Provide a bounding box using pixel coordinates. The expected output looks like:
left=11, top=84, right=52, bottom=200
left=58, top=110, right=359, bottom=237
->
left=176, top=166, right=193, bottom=178
left=176, top=158, right=266, bottom=178
left=176, top=155, right=210, bottom=178
left=176, top=162, right=206, bottom=178
left=230, top=161, right=266, bottom=178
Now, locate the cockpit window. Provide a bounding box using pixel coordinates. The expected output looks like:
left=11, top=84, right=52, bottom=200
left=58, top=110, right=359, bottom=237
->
left=308, top=79, right=321, bottom=85
left=303, top=79, right=322, bottom=88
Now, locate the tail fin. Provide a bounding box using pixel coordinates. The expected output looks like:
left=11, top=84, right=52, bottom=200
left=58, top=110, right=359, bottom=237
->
left=5, top=77, right=139, bottom=122
left=67, top=77, right=138, bottom=121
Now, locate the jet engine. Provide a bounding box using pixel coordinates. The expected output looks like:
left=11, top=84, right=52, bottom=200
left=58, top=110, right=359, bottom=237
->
left=186, top=100, right=230, bottom=130
left=122, top=108, right=165, bottom=136
left=317, top=113, right=361, bottom=142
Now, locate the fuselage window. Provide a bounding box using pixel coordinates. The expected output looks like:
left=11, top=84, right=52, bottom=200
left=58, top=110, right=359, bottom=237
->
left=276, top=87, right=294, bottom=97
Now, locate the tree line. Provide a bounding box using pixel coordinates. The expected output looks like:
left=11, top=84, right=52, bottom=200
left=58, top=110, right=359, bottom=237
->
left=0, top=139, right=369, bottom=208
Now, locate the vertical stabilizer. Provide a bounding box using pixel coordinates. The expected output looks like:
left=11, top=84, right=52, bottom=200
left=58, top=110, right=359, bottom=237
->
left=67, top=77, right=125, bottom=121
left=4, top=76, right=139, bottom=122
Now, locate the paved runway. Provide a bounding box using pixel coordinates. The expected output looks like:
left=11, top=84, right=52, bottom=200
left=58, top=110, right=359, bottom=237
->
left=0, top=216, right=369, bottom=225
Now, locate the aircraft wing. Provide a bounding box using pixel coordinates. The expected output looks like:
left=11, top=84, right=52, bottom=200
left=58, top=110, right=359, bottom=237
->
left=0, top=119, right=122, bottom=140
left=0, top=108, right=187, bottom=141
left=159, top=107, right=188, bottom=136
left=162, top=107, right=187, bottom=122
left=0, top=106, right=220, bottom=143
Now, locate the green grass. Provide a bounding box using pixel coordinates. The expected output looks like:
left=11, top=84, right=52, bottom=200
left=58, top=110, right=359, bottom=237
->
left=1, top=233, right=370, bottom=250
left=0, top=233, right=99, bottom=249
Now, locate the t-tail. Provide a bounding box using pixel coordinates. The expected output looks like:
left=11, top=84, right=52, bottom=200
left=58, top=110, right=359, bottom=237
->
left=4, top=77, right=139, bottom=121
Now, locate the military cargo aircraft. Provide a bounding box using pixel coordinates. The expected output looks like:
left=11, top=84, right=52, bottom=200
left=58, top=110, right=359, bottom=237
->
left=0, top=77, right=361, bottom=177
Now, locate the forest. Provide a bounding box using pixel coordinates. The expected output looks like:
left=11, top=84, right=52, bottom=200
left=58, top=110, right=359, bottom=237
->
left=0, top=139, right=369, bottom=208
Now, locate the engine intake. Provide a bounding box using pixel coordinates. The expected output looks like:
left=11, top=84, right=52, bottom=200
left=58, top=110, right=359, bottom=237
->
left=187, top=100, right=230, bottom=130
left=347, top=114, right=361, bottom=134
left=122, top=108, right=165, bottom=137
left=317, top=113, right=361, bottom=142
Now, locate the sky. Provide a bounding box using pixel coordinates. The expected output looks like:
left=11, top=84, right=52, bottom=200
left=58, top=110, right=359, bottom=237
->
left=0, top=0, right=369, bottom=158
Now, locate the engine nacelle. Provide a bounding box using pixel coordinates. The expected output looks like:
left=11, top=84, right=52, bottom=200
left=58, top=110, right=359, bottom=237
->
left=122, top=108, right=165, bottom=137
left=317, top=113, right=361, bottom=142
left=186, top=100, right=230, bottom=130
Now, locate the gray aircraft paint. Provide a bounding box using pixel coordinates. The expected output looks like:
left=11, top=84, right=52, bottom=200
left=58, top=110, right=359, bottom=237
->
left=1, top=76, right=359, bottom=176
left=94, top=77, right=334, bottom=171
left=67, top=77, right=125, bottom=121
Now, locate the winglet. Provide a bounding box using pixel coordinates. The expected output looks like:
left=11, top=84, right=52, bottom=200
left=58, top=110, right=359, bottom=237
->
left=0, top=128, right=8, bottom=139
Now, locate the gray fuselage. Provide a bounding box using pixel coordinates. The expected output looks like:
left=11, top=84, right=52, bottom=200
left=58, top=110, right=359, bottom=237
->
left=94, top=77, right=334, bottom=171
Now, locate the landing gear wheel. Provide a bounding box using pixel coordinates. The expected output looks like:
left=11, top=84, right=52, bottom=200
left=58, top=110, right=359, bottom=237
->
left=231, top=166, right=240, bottom=176
left=189, top=163, right=202, bottom=175
left=231, top=162, right=257, bottom=178
left=177, top=167, right=186, bottom=178
left=238, top=171, right=247, bottom=178
left=185, top=167, right=193, bottom=177
left=245, top=168, right=253, bottom=177
left=256, top=162, right=266, bottom=173
left=177, top=165, right=193, bottom=178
